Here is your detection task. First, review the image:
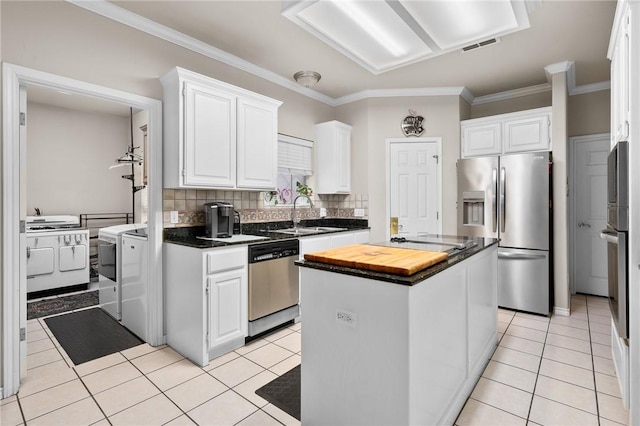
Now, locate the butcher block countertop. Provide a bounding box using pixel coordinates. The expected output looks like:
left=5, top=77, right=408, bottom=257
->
left=304, top=244, right=449, bottom=276
left=297, top=237, right=499, bottom=286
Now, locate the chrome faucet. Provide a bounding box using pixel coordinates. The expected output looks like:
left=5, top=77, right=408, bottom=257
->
left=292, top=195, right=314, bottom=229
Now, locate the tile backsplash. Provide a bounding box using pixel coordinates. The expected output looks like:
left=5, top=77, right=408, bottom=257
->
left=162, top=189, right=369, bottom=227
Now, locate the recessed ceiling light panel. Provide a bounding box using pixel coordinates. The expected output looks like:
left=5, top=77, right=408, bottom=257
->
left=399, top=0, right=519, bottom=50
left=282, top=0, right=535, bottom=74
left=289, top=0, right=431, bottom=73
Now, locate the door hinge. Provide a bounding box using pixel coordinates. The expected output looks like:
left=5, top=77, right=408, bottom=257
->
left=19, top=112, right=26, bottom=126
left=181, top=169, right=186, bottom=177
left=437, top=212, right=439, bottom=220
left=20, top=220, right=26, bottom=233
left=20, top=327, right=26, bottom=341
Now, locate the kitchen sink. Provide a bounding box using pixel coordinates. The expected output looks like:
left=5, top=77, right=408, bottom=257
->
left=272, top=226, right=348, bottom=235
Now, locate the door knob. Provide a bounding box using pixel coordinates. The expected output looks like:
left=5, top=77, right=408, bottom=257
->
left=578, top=222, right=591, bottom=228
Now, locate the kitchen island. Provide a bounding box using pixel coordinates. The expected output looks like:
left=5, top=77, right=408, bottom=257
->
left=297, top=237, right=498, bottom=426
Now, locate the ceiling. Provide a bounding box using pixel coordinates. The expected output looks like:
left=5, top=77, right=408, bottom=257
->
left=30, top=1, right=617, bottom=112
left=106, top=0, right=616, bottom=101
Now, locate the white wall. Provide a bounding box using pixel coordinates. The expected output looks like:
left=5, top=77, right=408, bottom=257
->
left=26, top=102, right=131, bottom=216
left=337, top=96, right=462, bottom=242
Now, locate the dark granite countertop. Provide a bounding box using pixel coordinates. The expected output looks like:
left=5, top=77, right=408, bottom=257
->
left=163, top=218, right=369, bottom=249
left=295, top=237, right=499, bottom=286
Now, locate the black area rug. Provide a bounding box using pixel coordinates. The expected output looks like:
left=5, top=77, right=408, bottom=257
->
left=44, top=308, right=143, bottom=365
left=28, top=290, right=98, bottom=320
left=256, top=365, right=300, bottom=420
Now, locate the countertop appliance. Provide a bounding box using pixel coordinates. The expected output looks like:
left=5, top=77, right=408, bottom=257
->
left=98, top=223, right=147, bottom=320
left=121, top=229, right=149, bottom=341
left=601, top=140, right=628, bottom=339
left=204, top=201, right=234, bottom=238
left=248, top=239, right=300, bottom=337
left=457, top=152, right=552, bottom=315
left=26, top=215, right=89, bottom=294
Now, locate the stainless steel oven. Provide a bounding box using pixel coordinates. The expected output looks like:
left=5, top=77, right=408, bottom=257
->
left=601, top=141, right=628, bottom=339
left=248, top=239, right=299, bottom=337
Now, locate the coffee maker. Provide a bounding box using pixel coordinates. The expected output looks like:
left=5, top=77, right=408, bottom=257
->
left=203, top=202, right=234, bottom=238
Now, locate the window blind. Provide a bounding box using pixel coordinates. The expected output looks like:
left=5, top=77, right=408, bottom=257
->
left=278, top=134, right=314, bottom=176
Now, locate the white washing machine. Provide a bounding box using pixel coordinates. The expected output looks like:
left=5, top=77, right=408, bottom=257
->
left=98, top=223, right=146, bottom=320
left=121, top=229, right=149, bottom=341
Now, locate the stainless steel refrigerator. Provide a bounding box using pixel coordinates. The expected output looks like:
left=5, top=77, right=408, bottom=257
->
left=457, top=152, right=552, bottom=315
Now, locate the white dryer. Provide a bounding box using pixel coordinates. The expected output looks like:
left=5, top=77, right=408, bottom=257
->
left=98, top=223, right=146, bottom=320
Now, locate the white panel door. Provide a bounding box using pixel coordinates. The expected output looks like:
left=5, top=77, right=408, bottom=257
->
left=183, top=81, right=236, bottom=187
left=574, top=136, right=609, bottom=296
left=390, top=142, right=439, bottom=236
left=236, top=98, right=278, bottom=189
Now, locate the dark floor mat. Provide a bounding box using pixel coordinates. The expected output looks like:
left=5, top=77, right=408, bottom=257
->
left=44, top=308, right=143, bottom=365
left=28, top=290, right=98, bottom=320
left=255, top=365, right=300, bottom=420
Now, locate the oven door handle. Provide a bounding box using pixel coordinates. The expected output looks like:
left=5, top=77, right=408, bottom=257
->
left=600, top=230, right=619, bottom=244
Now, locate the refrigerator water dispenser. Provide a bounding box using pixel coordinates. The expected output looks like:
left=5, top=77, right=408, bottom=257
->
left=462, top=191, right=485, bottom=226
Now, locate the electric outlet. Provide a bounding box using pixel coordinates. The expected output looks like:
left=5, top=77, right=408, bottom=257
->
left=320, top=207, right=327, bottom=217
left=354, top=208, right=365, bottom=217
left=170, top=210, right=179, bottom=224
left=336, top=310, right=357, bottom=327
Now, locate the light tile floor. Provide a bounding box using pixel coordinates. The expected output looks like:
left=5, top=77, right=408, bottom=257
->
left=456, top=294, right=630, bottom=426
left=1, top=294, right=631, bottom=425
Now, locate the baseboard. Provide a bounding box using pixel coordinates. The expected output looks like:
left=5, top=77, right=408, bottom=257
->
left=553, top=306, right=570, bottom=317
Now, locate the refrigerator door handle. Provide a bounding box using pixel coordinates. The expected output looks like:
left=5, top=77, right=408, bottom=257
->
left=492, top=168, right=498, bottom=232
left=498, top=252, right=547, bottom=260
left=500, top=167, right=506, bottom=233
left=600, top=230, right=619, bottom=244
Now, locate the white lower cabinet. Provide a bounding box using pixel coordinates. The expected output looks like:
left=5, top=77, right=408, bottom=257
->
left=165, top=243, right=247, bottom=367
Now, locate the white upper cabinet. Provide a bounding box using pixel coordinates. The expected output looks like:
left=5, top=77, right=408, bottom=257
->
left=461, top=122, right=502, bottom=157
left=609, top=4, right=630, bottom=145
left=236, top=98, right=279, bottom=189
left=315, top=121, right=352, bottom=194
left=183, top=81, right=236, bottom=187
left=461, top=107, right=552, bottom=158
left=502, top=112, right=550, bottom=154
left=162, top=67, right=281, bottom=189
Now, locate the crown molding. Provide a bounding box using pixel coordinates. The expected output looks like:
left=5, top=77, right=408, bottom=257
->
left=570, top=80, right=611, bottom=96
left=472, top=83, right=552, bottom=105
left=332, top=87, right=470, bottom=106
left=67, top=1, right=609, bottom=109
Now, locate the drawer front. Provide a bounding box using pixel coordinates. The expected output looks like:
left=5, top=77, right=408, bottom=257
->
left=207, top=246, right=247, bottom=274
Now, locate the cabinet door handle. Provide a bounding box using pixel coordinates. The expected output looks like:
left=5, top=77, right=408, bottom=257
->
left=578, top=222, right=591, bottom=228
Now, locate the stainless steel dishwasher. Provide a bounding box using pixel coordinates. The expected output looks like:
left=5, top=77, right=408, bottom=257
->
left=248, top=239, right=300, bottom=337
